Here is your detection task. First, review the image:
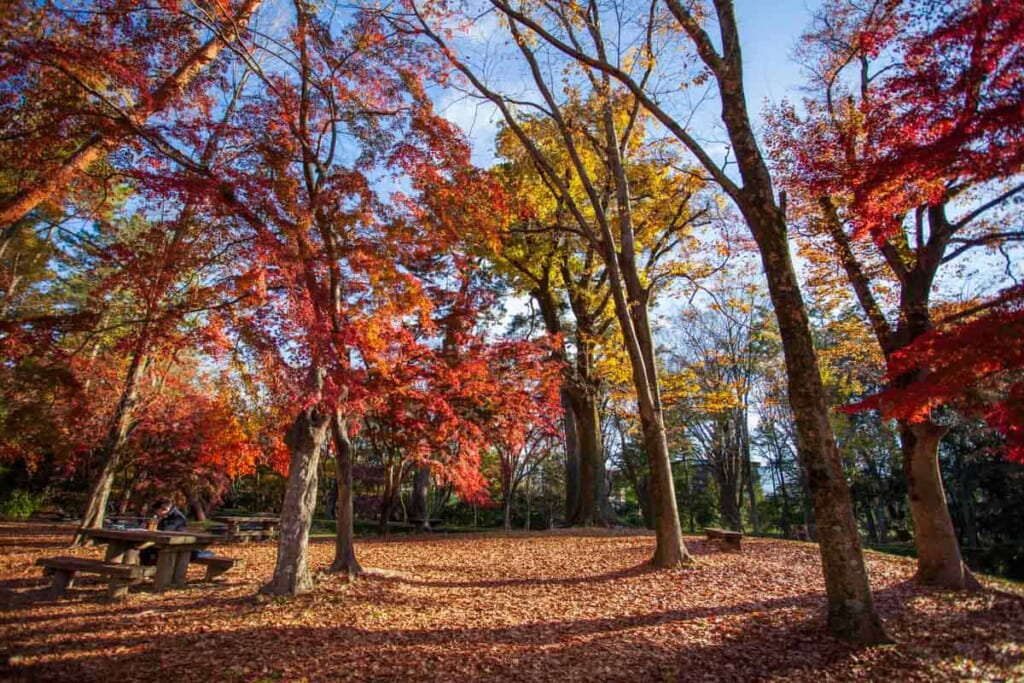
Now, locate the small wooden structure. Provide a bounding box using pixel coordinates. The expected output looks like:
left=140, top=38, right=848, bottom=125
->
left=704, top=527, right=743, bottom=550
left=212, top=515, right=280, bottom=542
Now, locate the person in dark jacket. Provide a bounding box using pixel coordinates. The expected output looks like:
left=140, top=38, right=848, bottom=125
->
left=140, top=498, right=188, bottom=565
left=154, top=498, right=188, bottom=532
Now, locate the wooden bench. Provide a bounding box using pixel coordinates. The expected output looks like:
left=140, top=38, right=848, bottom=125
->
left=408, top=518, right=445, bottom=529
left=189, top=554, right=245, bottom=581
left=205, top=526, right=266, bottom=543
left=704, top=527, right=743, bottom=550
left=36, top=556, right=155, bottom=600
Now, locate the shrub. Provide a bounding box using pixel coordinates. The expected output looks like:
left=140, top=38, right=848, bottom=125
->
left=0, top=489, right=43, bottom=520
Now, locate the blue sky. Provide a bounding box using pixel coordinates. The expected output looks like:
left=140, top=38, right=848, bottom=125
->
left=735, top=0, right=823, bottom=109
left=438, top=0, right=825, bottom=167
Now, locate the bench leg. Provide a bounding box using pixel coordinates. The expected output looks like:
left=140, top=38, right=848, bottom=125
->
left=205, top=565, right=229, bottom=581
left=49, top=570, right=76, bottom=598
left=108, top=581, right=131, bottom=601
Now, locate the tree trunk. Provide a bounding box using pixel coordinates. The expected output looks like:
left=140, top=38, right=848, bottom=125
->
left=863, top=502, right=879, bottom=545
left=504, top=495, right=512, bottom=535
left=900, top=421, right=979, bottom=589
left=713, top=459, right=743, bottom=531
left=260, top=406, right=330, bottom=596
left=960, top=473, right=978, bottom=549
left=190, top=494, right=207, bottom=522
left=411, top=464, right=431, bottom=531
left=741, top=408, right=761, bottom=535
left=74, top=345, right=148, bottom=545
left=778, top=460, right=792, bottom=538
left=330, top=412, right=361, bottom=578
left=378, top=459, right=404, bottom=537
left=603, top=240, right=687, bottom=564
left=875, top=502, right=889, bottom=544
left=561, top=389, right=581, bottom=523
left=379, top=484, right=394, bottom=537
left=591, top=75, right=687, bottom=566
left=117, top=472, right=131, bottom=515
left=638, top=403, right=688, bottom=566
left=203, top=495, right=220, bottom=522
left=525, top=476, right=531, bottom=531
left=747, top=203, right=887, bottom=643
left=569, top=389, right=607, bottom=525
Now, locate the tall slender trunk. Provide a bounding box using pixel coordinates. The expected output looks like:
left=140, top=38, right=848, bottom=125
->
left=378, top=458, right=404, bottom=537
left=411, top=464, right=431, bottom=530
left=900, top=421, right=979, bottom=589
left=503, top=494, right=512, bottom=534
left=777, top=458, right=792, bottom=538
left=741, top=407, right=760, bottom=534
left=379, top=472, right=394, bottom=537
left=525, top=476, right=532, bottom=530
left=875, top=502, right=889, bottom=544
left=261, top=405, right=330, bottom=596
left=588, top=68, right=687, bottom=565
left=958, top=463, right=979, bottom=549
left=74, top=343, right=149, bottom=544
left=746, top=202, right=885, bottom=642
left=561, top=390, right=581, bottom=522
left=117, top=474, right=131, bottom=515
left=330, top=411, right=361, bottom=578
left=713, top=455, right=742, bottom=531
left=863, top=502, right=879, bottom=544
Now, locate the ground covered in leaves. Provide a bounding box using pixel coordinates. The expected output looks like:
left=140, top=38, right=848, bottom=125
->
left=0, top=523, right=1021, bottom=682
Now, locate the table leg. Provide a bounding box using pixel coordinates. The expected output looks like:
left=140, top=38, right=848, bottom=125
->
left=154, top=550, right=177, bottom=591
left=105, top=542, right=130, bottom=563
left=172, top=551, right=191, bottom=587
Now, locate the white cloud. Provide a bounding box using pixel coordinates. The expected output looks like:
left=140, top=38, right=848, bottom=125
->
left=436, top=92, right=501, bottom=167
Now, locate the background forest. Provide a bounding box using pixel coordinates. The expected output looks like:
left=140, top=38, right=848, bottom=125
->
left=0, top=0, right=1022, bottom=645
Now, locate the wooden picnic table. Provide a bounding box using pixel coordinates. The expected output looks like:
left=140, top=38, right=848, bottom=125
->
left=212, top=515, right=280, bottom=542
left=82, top=528, right=219, bottom=591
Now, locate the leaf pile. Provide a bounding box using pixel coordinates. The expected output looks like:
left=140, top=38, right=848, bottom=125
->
left=0, top=523, right=1021, bottom=681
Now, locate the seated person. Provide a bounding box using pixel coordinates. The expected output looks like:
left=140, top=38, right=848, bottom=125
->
left=140, top=498, right=189, bottom=565
left=154, top=497, right=188, bottom=532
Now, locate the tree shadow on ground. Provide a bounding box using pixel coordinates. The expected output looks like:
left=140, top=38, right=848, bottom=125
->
left=390, top=561, right=660, bottom=589
left=5, top=584, right=1020, bottom=683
